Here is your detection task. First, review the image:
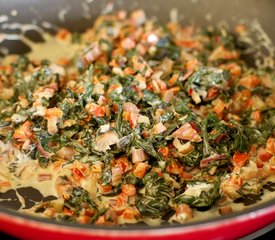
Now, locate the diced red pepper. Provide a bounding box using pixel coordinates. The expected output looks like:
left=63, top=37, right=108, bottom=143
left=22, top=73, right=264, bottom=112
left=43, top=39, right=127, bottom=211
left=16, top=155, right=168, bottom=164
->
left=158, top=146, right=169, bottom=158
left=232, top=152, right=249, bottom=167
left=258, top=149, right=273, bottom=162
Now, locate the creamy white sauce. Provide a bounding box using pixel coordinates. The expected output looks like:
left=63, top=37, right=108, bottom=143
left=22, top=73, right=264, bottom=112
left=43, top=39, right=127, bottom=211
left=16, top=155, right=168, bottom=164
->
left=27, top=33, right=81, bottom=62
left=0, top=22, right=82, bottom=64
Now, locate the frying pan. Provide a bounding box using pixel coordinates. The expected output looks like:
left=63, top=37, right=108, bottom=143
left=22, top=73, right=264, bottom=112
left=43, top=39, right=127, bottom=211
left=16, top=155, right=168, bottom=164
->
left=0, top=0, right=275, bottom=239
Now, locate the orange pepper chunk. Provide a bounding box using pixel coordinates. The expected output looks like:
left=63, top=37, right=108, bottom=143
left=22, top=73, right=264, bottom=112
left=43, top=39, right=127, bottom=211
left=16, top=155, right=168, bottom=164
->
left=232, top=152, right=250, bottom=168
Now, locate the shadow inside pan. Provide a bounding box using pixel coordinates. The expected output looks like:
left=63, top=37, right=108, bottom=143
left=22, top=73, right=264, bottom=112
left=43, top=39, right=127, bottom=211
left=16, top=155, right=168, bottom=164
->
left=0, top=187, right=56, bottom=210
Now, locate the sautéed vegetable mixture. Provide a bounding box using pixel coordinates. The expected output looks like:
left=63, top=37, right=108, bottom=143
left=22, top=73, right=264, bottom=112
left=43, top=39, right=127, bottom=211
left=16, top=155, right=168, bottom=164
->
left=0, top=9, right=274, bottom=226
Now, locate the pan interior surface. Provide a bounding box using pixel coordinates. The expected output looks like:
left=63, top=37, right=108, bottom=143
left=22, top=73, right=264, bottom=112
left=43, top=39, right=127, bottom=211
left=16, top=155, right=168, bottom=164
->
left=0, top=0, right=274, bottom=232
